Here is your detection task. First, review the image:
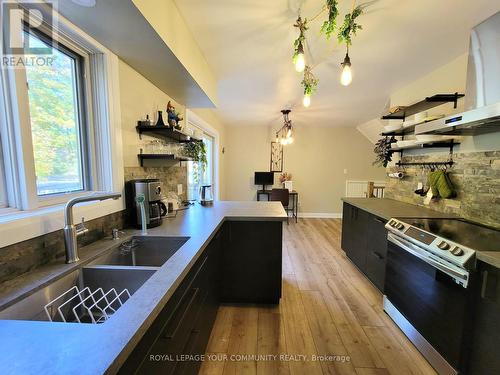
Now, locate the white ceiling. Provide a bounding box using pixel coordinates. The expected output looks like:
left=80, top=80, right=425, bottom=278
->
left=175, top=0, right=500, bottom=127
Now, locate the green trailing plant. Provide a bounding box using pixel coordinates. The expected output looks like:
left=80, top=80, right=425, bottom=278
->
left=292, top=16, right=308, bottom=63
left=338, top=5, right=363, bottom=46
left=320, top=0, right=339, bottom=39
left=182, top=141, right=207, bottom=171
left=373, top=136, right=396, bottom=167
left=301, top=66, right=319, bottom=95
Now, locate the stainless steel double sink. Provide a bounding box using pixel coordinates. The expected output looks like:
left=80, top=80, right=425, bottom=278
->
left=0, top=236, right=189, bottom=323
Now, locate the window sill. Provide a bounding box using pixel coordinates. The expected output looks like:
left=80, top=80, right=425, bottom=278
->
left=0, top=198, right=125, bottom=249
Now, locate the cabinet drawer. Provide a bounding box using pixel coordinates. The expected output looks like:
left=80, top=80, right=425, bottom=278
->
left=365, top=249, right=386, bottom=292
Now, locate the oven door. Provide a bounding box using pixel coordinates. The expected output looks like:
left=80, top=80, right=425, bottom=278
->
left=385, top=233, right=471, bottom=373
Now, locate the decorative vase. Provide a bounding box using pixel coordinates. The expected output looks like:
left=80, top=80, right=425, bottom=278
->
left=155, top=111, right=166, bottom=127
left=284, top=180, right=293, bottom=192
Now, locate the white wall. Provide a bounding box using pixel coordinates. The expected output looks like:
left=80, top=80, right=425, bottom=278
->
left=224, top=125, right=387, bottom=215
left=390, top=53, right=500, bottom=153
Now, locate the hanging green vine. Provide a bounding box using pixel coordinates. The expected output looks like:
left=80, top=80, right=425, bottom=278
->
left=337, top=5, right=363, bottom=45
left=301, top=66, right=319, bottom=95
left=292, top=16, right=308, bottom=63
left=182, top=141, right=207, bottom=171
left=320, top=0, right=339, bottom=39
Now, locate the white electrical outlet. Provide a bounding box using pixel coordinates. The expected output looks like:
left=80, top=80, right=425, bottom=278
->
left=177, top=184, right=183, bottom=195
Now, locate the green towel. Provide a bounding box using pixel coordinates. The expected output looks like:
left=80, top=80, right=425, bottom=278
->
left=428, top=171, right=456, bottom=199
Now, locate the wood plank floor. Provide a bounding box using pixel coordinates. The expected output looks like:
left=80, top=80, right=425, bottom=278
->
left=199, top=219, right=437, bottom=375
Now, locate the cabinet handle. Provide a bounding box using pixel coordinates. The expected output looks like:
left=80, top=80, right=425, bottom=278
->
left=164, top=287, right=200, bottom=339
left=371, top=251, right=383, bottom=260
left=481, top=270, right=488, bottom=299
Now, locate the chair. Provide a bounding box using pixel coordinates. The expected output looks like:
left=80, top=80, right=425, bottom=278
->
left=270, top=188, right=291, bottom=224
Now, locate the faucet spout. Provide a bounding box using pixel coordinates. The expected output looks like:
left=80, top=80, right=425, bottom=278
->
left=64, top=192, right=122, bottom=264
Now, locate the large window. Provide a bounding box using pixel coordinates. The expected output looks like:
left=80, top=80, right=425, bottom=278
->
left=24, top=31, right=88, bottom=196
left=187, top=131, right=215, bottom=201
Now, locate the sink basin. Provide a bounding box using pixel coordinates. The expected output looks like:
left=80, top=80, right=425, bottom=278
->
left=91, top=236, right=189, bottom=267
left=0, top=266, right=156, bottom=323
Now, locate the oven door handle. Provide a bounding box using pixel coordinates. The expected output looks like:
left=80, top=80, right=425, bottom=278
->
left=387, top=233, right=469, bottom=287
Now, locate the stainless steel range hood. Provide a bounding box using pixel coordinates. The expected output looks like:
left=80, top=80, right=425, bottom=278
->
left=416, top=11, right=500, bottom=135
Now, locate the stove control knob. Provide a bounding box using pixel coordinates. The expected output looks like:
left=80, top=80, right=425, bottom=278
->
left=437, top=241, right=451, bottom=250
left=450, top=247, right=464, bottom=256
left=396, top=223, right=405, bottom=230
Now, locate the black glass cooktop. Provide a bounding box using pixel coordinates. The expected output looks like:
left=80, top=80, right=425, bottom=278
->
left=403, top=218, right=500, bottom=252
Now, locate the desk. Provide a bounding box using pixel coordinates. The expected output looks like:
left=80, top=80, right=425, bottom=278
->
left=257, top=190, right=298, bottom=223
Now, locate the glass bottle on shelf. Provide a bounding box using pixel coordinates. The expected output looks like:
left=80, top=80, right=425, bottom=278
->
left=155, top=111, right=165, bottom=127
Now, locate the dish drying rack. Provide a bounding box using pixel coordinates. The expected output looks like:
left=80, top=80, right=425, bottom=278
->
left=44, top=286, right=131, bottom=324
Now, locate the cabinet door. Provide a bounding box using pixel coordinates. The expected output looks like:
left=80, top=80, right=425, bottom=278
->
left=221, top=221, right=282, bottom=304
left=342, top=203, right=368, bottom=270
left=364, top=215, right=388, bottom=291
left=468, top=263, right=500, bottom=375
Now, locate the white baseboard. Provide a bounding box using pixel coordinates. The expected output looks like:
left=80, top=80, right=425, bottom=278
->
left=297, top=212, right=343, bottom=219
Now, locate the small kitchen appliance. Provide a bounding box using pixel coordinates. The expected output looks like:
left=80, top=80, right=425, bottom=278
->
left=126, top=179, right=167, bottom=228
left=384, top=217, right=500, bottom=375
left=199, top=185, right=213, bottom=206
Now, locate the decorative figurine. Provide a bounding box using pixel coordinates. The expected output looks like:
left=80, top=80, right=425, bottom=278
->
left=167, top=101, right=184, bottom=130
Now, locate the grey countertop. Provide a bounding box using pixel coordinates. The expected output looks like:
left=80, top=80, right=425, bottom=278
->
left=476, top=252, right=500, bottom=269
left=341, top=197, right=458, bottom=220
left=0, top=201, right=286, bottom=375
left=342, top=198, right=500, bottom=269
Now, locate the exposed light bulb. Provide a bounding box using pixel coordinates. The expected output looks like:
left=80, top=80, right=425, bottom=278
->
left=341, top=65, right=352, bottom=86
left=303, top=94, right=311, bottom=107
left=280, top=137, right=287, bottom=145
left=295, top=53, right=305, bottom=73
left=340, top=52, right=352, bottom=86
left=288, top=136, right=294, bottom=144
left=286, top=128, right=292, bottom=138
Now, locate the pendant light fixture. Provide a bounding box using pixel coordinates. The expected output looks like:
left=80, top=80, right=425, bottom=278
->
left=294, top=43, right=306, bottom=73
left=340, top=47, right=353, bottom=86
left=276, top=110, right=294, bottom=146
left=293, top=16, right=308, bottom=73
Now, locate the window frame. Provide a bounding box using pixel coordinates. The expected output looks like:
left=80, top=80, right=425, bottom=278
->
left=23, top=25, right=93, bottom=201
left=185, top=110, right=220, bottom=201
left=0, top=141, right=6, bottom=208
left=0, top=4, right=124, bottom=248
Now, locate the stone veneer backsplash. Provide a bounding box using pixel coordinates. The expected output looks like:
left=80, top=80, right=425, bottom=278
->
left=0, top=165, right=187, bottom=286
left=385, top=151, right=500, bottom=229
left=124, top=165, right=188, bottom=199
left=0, top=210, right=127, bottom=285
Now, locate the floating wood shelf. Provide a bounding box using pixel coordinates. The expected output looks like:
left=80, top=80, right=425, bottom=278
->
left=396, top=161, right=454, bottom=168
left=381, top=93, right=464, bottom=120
left=136, top=125, right=201, bottom=143
left=137, top=153, right=193, bottom=167
left=390, top=140, right=460, bottom=151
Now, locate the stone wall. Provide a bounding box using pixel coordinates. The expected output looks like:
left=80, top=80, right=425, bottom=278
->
left=385, top=151, right=500, bottom=229
left=124, top=165, right=188, bottom=199
left=0, top=210, right=127, bottom=285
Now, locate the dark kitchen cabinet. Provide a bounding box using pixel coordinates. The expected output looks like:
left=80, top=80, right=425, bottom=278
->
left=468, top=262, right=500, bottom=375
left=221, top=221, right=282, bottom=304
left=119, top=220, right=283, bottom=375
left=341, top=202, right=388, bottom=292
left=119, top=230, right=222, bottom=375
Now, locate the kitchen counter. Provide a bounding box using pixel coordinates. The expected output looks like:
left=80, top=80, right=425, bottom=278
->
left=342, top=198, right=500, bottom=269
left=0, top=201, right=286, bottom=375
left=477, top=252, right=500, bottom=269
left=341, top=197, right=458, bottom=220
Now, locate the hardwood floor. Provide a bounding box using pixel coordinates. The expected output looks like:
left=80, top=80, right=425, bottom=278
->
left=199, top=219, right=436, bottom=375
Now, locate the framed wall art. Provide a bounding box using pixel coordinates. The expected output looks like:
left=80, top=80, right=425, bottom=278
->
left=270, top=142, right=283, bottom=172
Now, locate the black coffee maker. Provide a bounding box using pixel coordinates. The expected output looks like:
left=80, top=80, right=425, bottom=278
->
left=126, top=179, right=167, bottom=228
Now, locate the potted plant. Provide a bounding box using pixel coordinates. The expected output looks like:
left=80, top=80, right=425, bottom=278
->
left=280, top=172, right=293, bottom=191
